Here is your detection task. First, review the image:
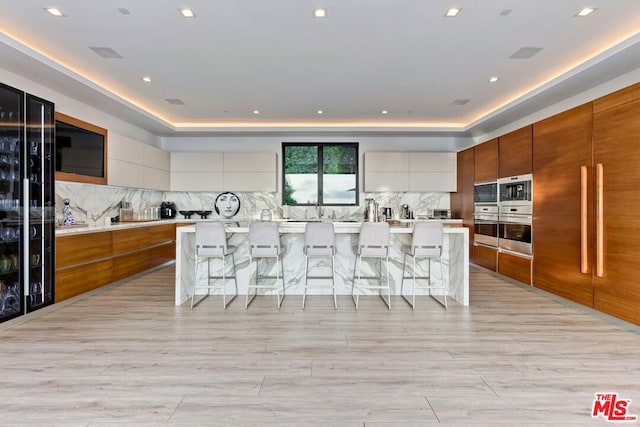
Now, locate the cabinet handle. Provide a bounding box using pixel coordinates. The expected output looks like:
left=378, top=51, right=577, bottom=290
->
left=596, top=163, right=604, bottom=277
left=580, top=166, right=588, bottom=274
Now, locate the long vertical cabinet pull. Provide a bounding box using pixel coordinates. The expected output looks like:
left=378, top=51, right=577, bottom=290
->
left=580, top=166, right=588, bottom=273
left=596, top=163, right=604, bottom=277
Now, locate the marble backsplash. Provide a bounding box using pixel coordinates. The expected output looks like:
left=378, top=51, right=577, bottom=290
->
left=56, top=182, right=451, bottom=225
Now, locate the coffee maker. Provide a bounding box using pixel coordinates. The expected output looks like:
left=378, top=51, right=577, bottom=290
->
left=160, top=201, right=177, bottom=219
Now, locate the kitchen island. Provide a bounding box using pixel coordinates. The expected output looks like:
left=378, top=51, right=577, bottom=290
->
left=175, top=220, right=469, bottom=306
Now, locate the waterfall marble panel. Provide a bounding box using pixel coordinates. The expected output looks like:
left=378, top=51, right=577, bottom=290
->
left=175, top=222, right=469, bottom=306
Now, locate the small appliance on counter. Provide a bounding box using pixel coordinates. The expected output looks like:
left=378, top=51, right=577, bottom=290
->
left=429, top=209, right=451, bottom=219
left=160, top=201, right=177, bottom=219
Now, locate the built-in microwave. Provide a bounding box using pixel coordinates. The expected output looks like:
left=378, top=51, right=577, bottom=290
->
left=474, top=180, right=498, bottom=205
left=499, top=174, right=532, bottom=206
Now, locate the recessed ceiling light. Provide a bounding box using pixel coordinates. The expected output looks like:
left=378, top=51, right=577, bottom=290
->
left=141, top=76, right=152, bottom=83
left=444, top=8, right=461, bottom=17
left=118, top=8, right=131, bottom=15
left=452, top=99, right=470, bottom=106
left=165, top=98, right=185, bottom=105
left=253, top=110, right=260, bottom=115
left=317, top=110, right=324, bottom=115
left=314, top=8, right=327, bottom=18
left=576, top=8, right=596, bottom=17
left=179, top=8, right=196, bottom=18
left=488, top=76, right=500, bottom=83
left=45, top=8, right=65, bottom=17
left=381, top=110, right=388, bottom=115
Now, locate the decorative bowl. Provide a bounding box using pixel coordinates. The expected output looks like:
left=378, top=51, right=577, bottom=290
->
left=196, top=210, right=212, bottom=219
left=179, top=210, right=195, bottom=219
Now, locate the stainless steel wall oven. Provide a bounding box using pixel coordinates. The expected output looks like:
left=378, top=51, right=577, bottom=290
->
left=499, top=205, right=532, bottom=255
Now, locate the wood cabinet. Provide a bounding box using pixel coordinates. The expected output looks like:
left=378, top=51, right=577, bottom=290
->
left=592, top=83, right=640, bottom=325
left=533, top=83, right=640, bottom=326
left=451, top=147, right=475, bottom=261
left=55, top=223, right=176, bottom=302
left=498, top=252, right=531, bottom=285
left=474, top=138, right=498, bottom=182
left=533, top=103, right=594, bottom=306
left=474, top=245, right=497, bottom=271
left=499, top=125, right=532, bottom=177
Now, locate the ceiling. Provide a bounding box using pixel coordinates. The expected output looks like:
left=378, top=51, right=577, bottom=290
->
left=1, top=0, right=639, bottom=138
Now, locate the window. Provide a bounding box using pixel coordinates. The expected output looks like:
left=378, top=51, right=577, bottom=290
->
left=282, top=143, right=358, bottom=206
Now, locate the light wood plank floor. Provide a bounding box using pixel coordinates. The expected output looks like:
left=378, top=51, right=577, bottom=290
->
left=1, top=264, right=639, bottom=426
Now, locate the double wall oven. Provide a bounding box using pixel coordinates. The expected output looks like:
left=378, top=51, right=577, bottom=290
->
left=498, top=174, right=533, bottom=256
left=473, top=180, right=498, bottom=249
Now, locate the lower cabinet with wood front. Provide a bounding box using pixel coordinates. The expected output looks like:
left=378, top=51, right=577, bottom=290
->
left=498, top=252, right=532, bottom=285
left=55, top=223, right=176, bottom=302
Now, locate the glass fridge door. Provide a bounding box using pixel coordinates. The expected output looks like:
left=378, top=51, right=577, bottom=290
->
left=25, top=94, right=55, bottom=312
left=0, top=83, right=24, bottom=323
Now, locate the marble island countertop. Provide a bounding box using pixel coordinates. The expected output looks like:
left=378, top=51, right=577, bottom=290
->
left=56, top=218, right=463, bottom=236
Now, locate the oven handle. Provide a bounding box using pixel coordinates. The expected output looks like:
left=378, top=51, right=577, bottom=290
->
left=499, top=215, right=532, bottom=225
left=596, top=163, right=604, bottom=277
left=580, top=165, right=588, bottom=274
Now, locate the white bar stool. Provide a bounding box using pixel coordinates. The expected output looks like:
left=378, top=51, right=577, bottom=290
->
left=192, top=222, right=238, bottom=308
left=400, top=222, right=447, bottom=309
left=302, top=222, right=337, bottom=309
left=352, top=221, right=391, bottom=309
left=246, top=222, right=285, bottom=309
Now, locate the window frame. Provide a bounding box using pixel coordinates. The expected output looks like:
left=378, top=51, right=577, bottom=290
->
left=282, top=142, right=359, bottom=207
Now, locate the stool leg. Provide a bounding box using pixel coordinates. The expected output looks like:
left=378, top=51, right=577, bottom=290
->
left=302, top=255, right=309, bottom=309
left=331, top=255, right=337, bottom=309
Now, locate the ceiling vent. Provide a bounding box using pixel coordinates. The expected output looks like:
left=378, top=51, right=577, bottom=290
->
left=89, top=47, right=123, bottom=59
left=500, top=9, right=512, bottom=16
left=118, top=8, right=131, bottom=15
left=165, top=98, right=185, bottom=105
left=510, top=47, right=543, bottom=59
left=452, top=99, right=470, bottom=106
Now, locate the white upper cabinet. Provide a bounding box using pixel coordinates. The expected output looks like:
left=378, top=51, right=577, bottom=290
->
left=170, top=152, right=276, bottom=192
left=409, top=152, right=456, bottom=192
left=364, top=151, right=456, bottom=192
left=108, top=136, right=170, bottom=191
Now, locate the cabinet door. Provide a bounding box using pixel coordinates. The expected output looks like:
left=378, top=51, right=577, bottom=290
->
left=451, top=148, right=475, bottom=260
left=474, top=138, right=498, bottom=182
left=532, top=103, right=593, bottom=306
left=593, top=83, right=640, bottom=325
left=499, top=125, right=532, bottom=177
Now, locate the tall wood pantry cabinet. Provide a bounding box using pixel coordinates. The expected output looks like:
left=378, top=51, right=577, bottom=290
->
left=533, top=83, right=640, bottom=325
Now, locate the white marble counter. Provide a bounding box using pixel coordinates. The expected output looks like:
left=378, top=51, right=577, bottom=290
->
left=175, top=221, right=469, bottom=307
left=55, top=219, right=176, bottom=236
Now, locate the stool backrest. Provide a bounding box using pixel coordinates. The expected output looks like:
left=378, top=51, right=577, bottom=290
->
left=249, top=222, right=281, bottom=257
left=358, top=222, right=390, bottom=257
left=411, top=222, right=443, bottom=257
left=195, top=222, right=228, bottom=257
left=305, top=222, right=335, bottom=256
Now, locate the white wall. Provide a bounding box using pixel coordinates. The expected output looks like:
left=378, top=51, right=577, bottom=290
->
left=0, top=68, right=160, bottom=147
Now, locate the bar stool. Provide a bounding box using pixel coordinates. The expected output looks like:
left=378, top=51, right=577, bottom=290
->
left=302, top=222, right=337, bottom=309
left=246, top=222, right=285, bottom=309
left=192, top=222, right=238, bottom=308
left=352, top=221, right=391, bottom=309
left=400, top=222, right=447, bottom=309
